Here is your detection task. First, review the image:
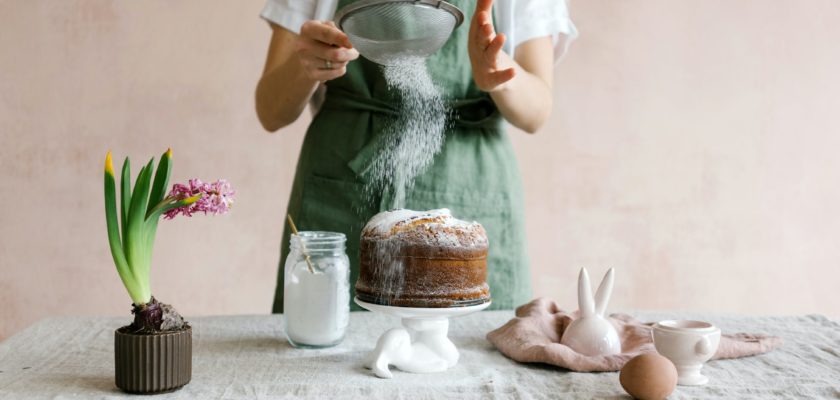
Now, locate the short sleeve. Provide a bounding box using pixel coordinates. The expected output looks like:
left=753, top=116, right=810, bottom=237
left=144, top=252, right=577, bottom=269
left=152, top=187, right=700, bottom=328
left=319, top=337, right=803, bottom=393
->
left=503, top=0, right=578, bottom=62
left=260, top=0, right=338, bottom=34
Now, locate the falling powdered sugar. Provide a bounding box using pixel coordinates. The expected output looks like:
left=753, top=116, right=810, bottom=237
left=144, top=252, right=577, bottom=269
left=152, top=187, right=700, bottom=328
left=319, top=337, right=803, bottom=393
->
left=363, top=58, right=449, bottom=209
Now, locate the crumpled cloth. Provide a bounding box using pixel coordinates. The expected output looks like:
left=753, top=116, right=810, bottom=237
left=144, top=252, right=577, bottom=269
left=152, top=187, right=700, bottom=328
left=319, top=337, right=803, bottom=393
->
left=486, top=298, right=784, bottom=372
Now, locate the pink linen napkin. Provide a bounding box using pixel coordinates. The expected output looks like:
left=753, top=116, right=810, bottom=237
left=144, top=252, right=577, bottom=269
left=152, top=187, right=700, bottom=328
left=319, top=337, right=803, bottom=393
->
left=486, top=297, right=783, bottom=372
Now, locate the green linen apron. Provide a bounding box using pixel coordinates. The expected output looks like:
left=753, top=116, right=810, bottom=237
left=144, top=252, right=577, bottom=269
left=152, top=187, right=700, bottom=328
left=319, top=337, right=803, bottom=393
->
left=273, top=0, right=531, bottom=312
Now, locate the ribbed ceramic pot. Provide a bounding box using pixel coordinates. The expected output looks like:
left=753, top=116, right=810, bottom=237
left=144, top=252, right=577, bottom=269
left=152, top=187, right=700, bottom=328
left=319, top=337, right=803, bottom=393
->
left=114, top=327, right=192, bottom=393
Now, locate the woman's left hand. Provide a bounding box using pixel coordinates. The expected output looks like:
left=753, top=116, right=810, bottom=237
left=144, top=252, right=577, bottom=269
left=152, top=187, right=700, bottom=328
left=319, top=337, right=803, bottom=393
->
left=468, top=0, right=516, bottom=92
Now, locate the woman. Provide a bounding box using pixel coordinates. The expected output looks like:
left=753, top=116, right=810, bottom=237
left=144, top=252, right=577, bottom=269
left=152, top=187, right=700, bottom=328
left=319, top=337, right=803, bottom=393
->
left=256, top=0, right=576, bottom=312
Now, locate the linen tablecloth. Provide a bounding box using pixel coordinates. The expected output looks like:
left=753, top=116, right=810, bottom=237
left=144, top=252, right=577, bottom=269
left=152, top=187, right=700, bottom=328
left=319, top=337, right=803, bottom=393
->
left=1, top=311, right=839, bottom=399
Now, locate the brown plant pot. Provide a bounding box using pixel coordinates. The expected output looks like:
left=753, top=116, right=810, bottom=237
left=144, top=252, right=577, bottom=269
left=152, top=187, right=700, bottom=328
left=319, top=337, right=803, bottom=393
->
left=114, top=326, right=192, bottom=394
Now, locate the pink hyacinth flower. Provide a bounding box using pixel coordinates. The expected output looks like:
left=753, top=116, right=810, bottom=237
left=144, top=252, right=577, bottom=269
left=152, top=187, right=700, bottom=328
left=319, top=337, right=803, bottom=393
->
left=163, top=179, right=235, bottom=219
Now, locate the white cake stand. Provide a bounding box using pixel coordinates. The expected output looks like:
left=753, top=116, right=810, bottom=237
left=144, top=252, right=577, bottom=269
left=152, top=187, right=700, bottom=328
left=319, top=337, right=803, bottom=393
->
left=355, top=297, right=491, bottom=379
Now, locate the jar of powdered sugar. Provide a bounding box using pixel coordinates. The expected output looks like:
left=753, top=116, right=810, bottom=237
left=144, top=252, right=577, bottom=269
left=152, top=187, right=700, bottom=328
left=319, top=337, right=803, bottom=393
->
left=283, top=231, right=349, bottom=348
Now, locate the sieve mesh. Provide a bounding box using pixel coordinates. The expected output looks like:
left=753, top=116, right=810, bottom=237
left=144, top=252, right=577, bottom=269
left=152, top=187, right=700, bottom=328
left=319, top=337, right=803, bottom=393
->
left=335, top=0, right=464, bottom=65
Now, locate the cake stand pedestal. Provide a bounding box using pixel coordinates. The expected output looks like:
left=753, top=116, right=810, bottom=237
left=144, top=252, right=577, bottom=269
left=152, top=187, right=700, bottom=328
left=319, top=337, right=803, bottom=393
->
left=354, top=297, right=491, bottom=379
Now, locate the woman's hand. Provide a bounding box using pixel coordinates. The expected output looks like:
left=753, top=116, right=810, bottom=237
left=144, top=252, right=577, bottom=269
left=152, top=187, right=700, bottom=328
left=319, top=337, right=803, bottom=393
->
left=465, top=0, right=556, bottom=133
left=468, top=0, right=516, bottom=92
left=256, top=22, right=359, bottom=131
left=295, top=20, right=359, bottom=81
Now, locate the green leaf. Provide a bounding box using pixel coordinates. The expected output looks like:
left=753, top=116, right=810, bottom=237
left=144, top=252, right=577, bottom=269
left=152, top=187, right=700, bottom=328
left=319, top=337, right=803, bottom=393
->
left=142, top=149, right=171, bottom=264
left=147, top=149, right=171, bottom=218
left=105, top=152, right=144, bottom=305
left=120, top=157, right=131, bottom=243
left=124, top=159, right=155, bottom=304
left=146, top=194, right=202, bottom=222
left=127, top=158, right=154, bottom=232
left=141, top=195, right=197, bottom=273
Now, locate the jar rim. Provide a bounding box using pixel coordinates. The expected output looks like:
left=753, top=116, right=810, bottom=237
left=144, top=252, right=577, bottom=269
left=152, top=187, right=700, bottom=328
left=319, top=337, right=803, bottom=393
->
left=654, top=319, right=719, bottom=333
left=292, top=231, right=346, bottom=244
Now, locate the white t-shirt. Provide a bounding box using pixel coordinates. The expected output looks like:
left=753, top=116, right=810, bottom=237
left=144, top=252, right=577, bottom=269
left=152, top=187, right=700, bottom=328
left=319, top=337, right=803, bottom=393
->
left=260, top=0, right=578, bottom=61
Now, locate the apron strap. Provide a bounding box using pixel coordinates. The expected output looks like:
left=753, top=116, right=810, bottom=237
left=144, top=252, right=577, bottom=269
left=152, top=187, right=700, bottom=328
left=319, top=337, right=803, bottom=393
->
left=321, top=87, right=503, bottom=128
left=321, top=88, right=400, bottom=117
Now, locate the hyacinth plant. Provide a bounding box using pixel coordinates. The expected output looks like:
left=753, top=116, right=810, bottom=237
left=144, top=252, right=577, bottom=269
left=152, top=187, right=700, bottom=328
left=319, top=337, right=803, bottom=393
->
left=104, top=149, right=234, bottom=333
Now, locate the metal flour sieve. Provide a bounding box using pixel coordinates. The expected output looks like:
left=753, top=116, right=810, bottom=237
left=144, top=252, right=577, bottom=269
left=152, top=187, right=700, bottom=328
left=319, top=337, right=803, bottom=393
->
left=334, top=0, right=465, bottom=66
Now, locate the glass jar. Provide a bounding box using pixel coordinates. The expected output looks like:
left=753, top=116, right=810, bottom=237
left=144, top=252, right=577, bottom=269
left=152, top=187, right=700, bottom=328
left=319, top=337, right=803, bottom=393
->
left=283, top=231, right=350, bottom=348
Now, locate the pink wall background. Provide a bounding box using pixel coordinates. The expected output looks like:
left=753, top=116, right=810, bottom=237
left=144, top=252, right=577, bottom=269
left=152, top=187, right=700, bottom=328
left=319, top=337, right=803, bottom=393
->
left=2, top=0, right=839, bottom=340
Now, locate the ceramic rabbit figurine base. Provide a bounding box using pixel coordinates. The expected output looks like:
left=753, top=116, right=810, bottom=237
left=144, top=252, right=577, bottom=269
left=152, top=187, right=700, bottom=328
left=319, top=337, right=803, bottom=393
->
left=560, top=268, right=622, bottom=356
left=355, top=297, right=491, bottom=379
left=652, top=320, right=721, bottom=386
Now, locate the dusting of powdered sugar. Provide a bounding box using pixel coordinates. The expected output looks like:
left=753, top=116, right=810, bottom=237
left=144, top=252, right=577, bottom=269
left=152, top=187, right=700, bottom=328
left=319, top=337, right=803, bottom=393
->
left=366, top=240, right=406, bottom=301
left=362, top=208, right=488, bottom=248
left=363, top=57, right=450, bottom=209
left=363, top=208, right=452, bottom=236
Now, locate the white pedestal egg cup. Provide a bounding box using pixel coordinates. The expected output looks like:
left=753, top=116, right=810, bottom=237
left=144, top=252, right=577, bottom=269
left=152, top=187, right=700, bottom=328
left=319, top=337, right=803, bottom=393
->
left=652, top=320, right=721, bottom=386
left=355, top=297, right=491, bottom=379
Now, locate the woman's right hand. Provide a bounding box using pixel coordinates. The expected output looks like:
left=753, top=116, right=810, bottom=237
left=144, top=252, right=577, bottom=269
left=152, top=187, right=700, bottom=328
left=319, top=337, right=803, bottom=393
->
left=295, top=20, right=359, bottom=81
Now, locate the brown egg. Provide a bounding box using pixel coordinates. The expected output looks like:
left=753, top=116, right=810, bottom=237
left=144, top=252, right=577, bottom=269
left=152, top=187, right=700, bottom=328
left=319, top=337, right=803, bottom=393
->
left=619, top=353, right=678, bottom=400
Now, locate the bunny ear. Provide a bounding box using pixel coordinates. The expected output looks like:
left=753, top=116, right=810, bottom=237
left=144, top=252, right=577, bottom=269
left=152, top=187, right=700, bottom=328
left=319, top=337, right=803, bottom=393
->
left=594, top=268, right=615, bottom=316
left=578, top=268, right=595, bottom=317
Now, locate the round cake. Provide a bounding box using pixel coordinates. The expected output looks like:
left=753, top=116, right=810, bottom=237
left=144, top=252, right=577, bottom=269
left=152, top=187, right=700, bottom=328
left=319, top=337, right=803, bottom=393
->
left=356, top=209, right=491, bottom=308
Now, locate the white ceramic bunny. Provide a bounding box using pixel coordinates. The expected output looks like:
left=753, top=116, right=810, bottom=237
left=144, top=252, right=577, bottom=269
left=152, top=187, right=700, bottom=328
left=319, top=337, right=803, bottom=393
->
left=560, top=267, right=622, bottom=356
